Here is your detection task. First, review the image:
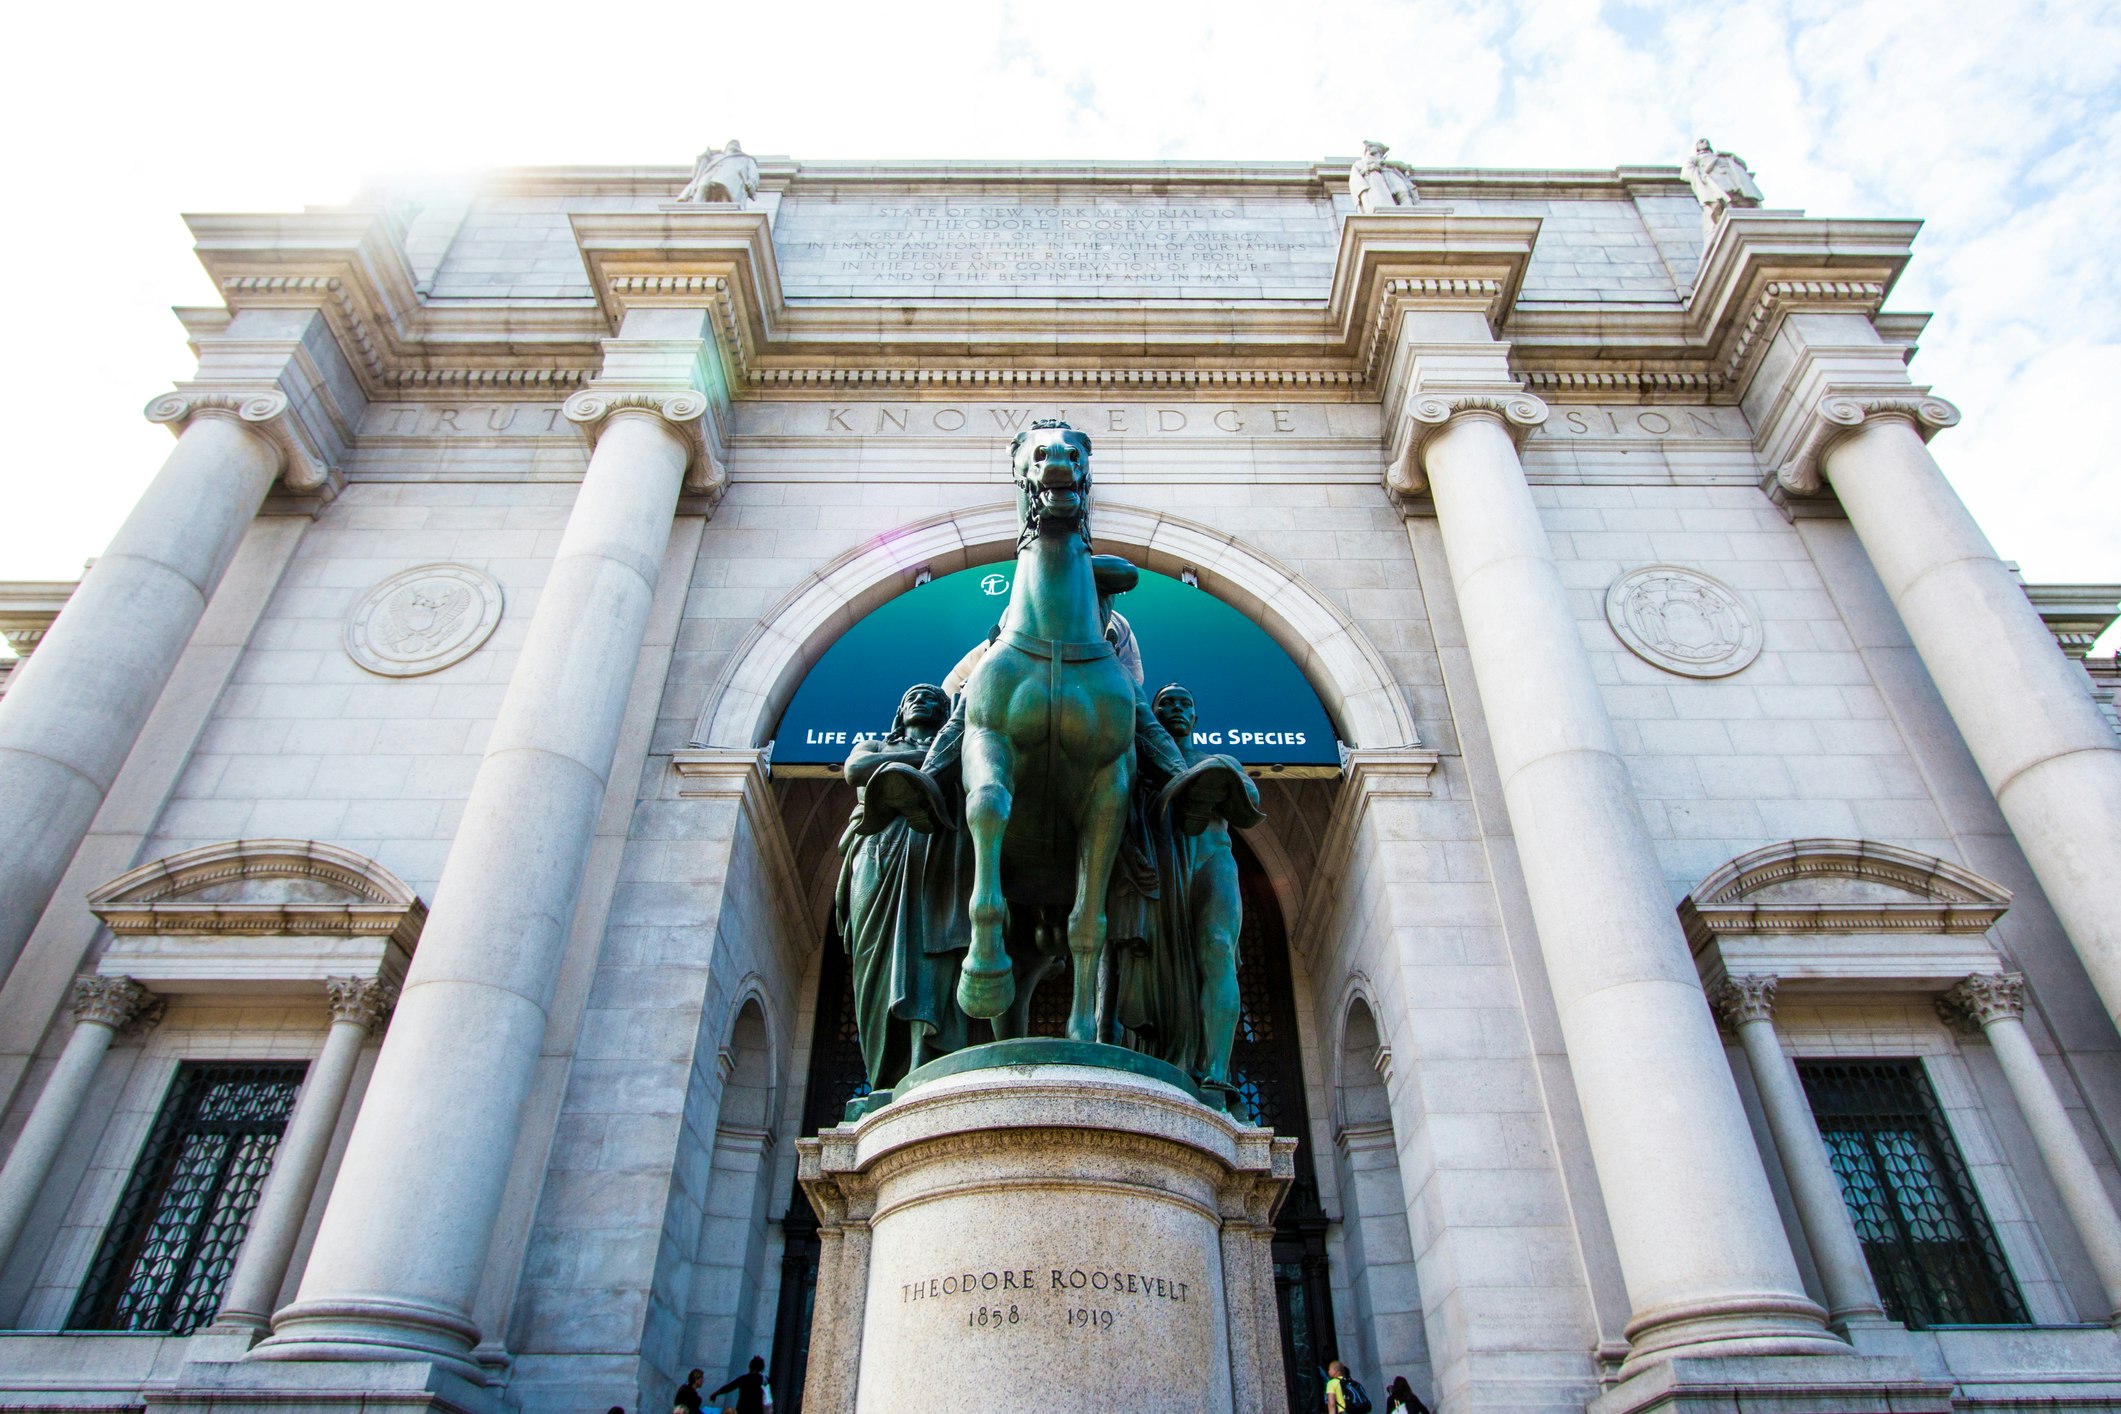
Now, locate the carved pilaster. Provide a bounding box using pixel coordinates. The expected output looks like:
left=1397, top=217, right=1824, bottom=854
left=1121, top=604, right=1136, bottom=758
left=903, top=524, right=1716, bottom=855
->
left=1710, top=974, right=1778, bottom=1030
left=1774, top=392, right=1961, bottom=497
left=1938, top=972, right=2028, bottom=1033
left=1389, top=391, right=1548, bottom=496
left=70, top=975, right=163, bottom=1036
left=562, top=388, right=722, bottom=498
left=324, top=976, right=398, bottom=1034
left=143, top=389, right=334, bottom=493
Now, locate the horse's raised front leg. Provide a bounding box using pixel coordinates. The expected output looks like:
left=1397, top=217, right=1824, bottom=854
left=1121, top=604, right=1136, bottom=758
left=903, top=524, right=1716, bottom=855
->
left=956, top=728, right=1016, bottom=1019
left=1065, top=755, right=1130, bottom=1043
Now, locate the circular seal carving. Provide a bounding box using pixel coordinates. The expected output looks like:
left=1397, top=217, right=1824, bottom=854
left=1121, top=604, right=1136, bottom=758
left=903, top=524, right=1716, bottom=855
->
left=345, top=564, right=504, bottom=678
left=1604, top=565, right=1761, bottom=678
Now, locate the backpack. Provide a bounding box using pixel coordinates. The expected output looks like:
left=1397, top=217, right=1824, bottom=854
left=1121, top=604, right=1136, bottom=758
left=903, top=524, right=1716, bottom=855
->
left=1342, top=1377, right=1374, bottom=1414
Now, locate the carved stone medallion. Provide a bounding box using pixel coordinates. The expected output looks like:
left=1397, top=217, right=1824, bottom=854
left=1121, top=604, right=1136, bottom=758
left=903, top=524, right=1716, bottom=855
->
left=346, top=564, right=503, bottom=677
left=1604, top=565, right=1760, bottom=678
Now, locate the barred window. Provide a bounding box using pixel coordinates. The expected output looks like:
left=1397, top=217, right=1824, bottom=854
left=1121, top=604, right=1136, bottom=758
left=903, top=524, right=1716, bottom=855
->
left=69, top=1061, right=307, bottom=1335
left=1797, top=1059, right=2028, bottom=1328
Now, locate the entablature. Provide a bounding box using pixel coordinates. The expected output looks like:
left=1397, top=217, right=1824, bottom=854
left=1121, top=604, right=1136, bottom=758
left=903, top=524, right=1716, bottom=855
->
left=180, top=173, right=1932, bottom=415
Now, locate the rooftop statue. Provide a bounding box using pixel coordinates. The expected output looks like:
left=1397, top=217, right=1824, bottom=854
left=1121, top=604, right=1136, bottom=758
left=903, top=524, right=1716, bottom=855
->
left=1350, top=139, right=1419, bottom=212
left=1682, top=138, right=1763, bottom=226
left=677, top=138, right=761, bottom=206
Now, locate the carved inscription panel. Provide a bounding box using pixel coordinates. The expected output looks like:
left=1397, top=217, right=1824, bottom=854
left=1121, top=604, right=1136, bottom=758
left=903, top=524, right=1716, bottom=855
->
left=855, top=1181, right=1230, bottom=1411
left=774, top=195, right=1340, bottom=299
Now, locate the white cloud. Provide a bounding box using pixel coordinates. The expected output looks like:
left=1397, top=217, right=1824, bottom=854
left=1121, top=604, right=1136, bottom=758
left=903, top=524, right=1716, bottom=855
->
left=0, top=0, right=2114, bottom=585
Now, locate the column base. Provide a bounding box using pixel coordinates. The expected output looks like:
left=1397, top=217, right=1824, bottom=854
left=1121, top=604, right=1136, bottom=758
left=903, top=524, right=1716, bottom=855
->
left=247, top=1296, right=487, bottom=1385
left=147, top=1356, right=492, bottom=1414
left=1620, top=1293, right=1848, bottom=1371
left=1593, top=1353, right=1954, bottom=1414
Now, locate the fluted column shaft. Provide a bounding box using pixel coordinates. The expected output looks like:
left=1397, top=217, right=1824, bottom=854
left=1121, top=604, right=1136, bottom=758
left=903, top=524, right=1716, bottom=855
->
left=258, top=397, right=696, bottom=1376
left=1422, top=404, right=1835, bottom=1364
left=1712, top=976, right=1886, bottom=1326
left=0, top=977, right=161, bottom=1268
left=1944, top=974, right=2121, bottom=1320
left=1824, top=414, right=2121, bottom=1026
left=212, top=979, right=393, bottom=1335
left=0, top=401, right=288, bottom=980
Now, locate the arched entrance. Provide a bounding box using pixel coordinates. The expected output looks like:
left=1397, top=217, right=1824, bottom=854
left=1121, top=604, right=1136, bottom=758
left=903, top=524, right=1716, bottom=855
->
left=717, top=502, right=1413, bottom=1411
left=770, top=833, right=1338, bottom=1414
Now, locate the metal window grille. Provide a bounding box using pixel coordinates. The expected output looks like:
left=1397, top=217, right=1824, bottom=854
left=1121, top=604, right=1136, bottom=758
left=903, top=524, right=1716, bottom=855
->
left=1796, top=1059, right=2028, bottom=1328
left=69, top=1060, right=307, bottom=1335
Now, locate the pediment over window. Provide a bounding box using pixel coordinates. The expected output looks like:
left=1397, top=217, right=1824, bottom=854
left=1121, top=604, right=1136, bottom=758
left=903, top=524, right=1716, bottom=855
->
left=1683, top=839, right=2011, bottom=993
left=88, top=840, right=424, bottom=993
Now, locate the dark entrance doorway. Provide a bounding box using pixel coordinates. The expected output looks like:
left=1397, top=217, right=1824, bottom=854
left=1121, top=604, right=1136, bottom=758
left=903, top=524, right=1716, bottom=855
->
left=768, top=834, right=1336, bottom=1412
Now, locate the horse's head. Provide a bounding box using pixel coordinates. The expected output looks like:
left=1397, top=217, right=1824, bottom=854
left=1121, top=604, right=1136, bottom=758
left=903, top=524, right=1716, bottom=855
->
left=1010, top=419, right=1093, bottom=549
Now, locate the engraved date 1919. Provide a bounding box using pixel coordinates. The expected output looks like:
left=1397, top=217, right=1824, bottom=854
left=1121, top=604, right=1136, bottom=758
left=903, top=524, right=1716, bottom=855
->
left=1066, top=1308, right=1116, bottom=1331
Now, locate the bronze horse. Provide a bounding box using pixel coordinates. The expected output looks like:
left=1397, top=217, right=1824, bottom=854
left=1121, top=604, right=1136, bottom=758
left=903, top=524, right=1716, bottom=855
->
left=944, top=420, right=1139, bottom=1039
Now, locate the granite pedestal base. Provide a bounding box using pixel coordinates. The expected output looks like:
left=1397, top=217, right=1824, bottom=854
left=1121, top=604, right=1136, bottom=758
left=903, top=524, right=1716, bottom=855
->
left=797, top=1041, right=1297, bottom=1414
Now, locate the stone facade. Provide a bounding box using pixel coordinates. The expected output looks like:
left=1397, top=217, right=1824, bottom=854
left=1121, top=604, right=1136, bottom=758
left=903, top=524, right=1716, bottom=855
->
left=0, top=150, right=2116, bottom=1414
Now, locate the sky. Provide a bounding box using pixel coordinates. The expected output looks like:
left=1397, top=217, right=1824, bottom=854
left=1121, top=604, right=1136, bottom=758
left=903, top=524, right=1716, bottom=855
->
left=1, top=0, right=2115, bottom=617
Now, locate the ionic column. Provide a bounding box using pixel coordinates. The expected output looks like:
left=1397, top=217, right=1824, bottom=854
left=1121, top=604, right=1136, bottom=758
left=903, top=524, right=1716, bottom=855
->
left=1805, top=399, right=2121, bottom=1029
left=1711, top=975, right=1886, bottom=1326
left=1941, top=973, right=2121, bottom=1320
left=0, top=976, right=162, bottom=1268
left=257, top=390, right=705, bottom=1376
left=210, top=978, right=395, bottom=1336
left=0, top=392, right=324, bottom=980
left=1414, top=394, right=1838, bottom=1364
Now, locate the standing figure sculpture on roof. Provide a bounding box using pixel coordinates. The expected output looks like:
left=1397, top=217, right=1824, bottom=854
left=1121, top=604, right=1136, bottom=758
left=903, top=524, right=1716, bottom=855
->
left=677, top=139, right=761, bottom=206
left=1681, top=138, right=1763, bottom=228
left=1349, top=139, right=1419, bottom=212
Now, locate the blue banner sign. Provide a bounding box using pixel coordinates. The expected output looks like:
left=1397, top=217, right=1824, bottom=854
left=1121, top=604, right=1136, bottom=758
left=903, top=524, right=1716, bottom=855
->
left=771, top=561, right=1341, bottom=776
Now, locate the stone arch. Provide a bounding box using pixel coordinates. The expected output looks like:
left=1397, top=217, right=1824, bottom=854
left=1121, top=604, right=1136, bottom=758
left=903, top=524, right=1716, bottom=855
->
left=690, top=500, right=1419, bottom=753
left=1331, top=988, right=1435, bottom=1405
left=688, top=989, right=781, bottom=1385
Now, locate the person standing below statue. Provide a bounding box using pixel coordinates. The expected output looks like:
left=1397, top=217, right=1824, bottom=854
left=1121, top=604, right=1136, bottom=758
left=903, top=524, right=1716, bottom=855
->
left=835, top=683, right=970, bottom=1092
left=1349, top=139, right=1419, bottom=212
left=1681, top=137, right=1762, bottom=230
left=677, top=139, right=761, bottom=206
left=1150, top=683, right=1263, bottom=1094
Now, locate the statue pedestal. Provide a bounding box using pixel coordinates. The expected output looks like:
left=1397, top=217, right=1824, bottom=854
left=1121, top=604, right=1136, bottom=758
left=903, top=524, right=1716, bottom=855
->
left=796, top=1040, right=1297, bottom=1414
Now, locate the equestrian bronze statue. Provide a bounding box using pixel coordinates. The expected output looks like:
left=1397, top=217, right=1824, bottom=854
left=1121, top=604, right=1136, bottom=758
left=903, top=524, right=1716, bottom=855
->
left=849, top=420, right=1265, bottom=1097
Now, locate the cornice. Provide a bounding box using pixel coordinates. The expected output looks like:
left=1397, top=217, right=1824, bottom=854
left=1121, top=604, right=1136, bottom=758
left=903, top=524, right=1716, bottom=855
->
left=2023, top=583, right=2121, bottom=659
left=168, top=203, right=1929, bottom=413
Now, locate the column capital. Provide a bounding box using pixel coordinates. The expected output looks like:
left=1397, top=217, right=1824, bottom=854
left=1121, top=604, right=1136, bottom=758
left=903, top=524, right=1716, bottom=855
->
left=325, top=976, right=398, bottom=1033
left=1710, top=973, right=1778, bottom=1029
left=1939, top=972, right=2028, bottom=1032
left=70, top=974, right=163, bottom=1035
left=563, top=387, right=724, bottom=499
left=143, top=389, right=335, bottom=493
left=1389, top=390, right=1549, bottom=497
left=1773, top=391, right=1961, bottom=498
